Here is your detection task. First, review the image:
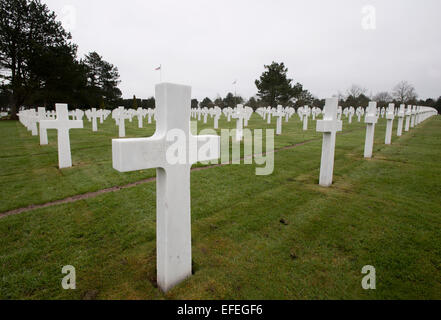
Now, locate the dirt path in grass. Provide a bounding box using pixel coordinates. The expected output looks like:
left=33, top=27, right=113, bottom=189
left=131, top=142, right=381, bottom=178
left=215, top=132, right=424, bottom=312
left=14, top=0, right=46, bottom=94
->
left=0, top=137, right=323, bottom=219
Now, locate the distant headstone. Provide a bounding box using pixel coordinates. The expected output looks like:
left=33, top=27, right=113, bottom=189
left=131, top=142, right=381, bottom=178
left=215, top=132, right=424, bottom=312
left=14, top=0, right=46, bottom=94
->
left=29, top=110, right=38, bottom=136
left=90, top=108, right=100, bottom=132
left=213, top=106, right=222, bottom=129
left=232, top=105, right=245, bottom=141
left=410, top=106, right=417, bottom=128
left=303, top=106, right=310, bottom=130
left=40, top=104, right=83, bottom=168
left=385, top=103, right=395, bottom=145
left=274, top=105, right=284, bottom=135
left=348, top=107, right=355, bottom=124
left=137, top=108, right=144, bottom=128
left=405, top=105, right=412, bottom=132
left=117, top=107, right=127, bottom=137
left=37, top=107, right=48, bottom=145
left=266, top=107, right=272, bottom=124
left=397, top=104, right=405, bottom=136
left=364, top=102, right=377, bottom=158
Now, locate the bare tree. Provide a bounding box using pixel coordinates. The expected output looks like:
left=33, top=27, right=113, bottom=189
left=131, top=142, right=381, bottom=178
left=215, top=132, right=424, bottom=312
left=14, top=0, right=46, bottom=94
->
left=392, top=81, right=418, bottom=103
left=374, top=91, right=392, bottom=102
left=346, top=84, right=367, bottom=98
left=333, top=91, right=345, bottom=103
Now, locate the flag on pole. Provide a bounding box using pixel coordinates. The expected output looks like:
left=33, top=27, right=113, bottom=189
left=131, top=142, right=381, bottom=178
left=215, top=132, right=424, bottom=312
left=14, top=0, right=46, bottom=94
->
left=155, top=65, right=161, bottom=71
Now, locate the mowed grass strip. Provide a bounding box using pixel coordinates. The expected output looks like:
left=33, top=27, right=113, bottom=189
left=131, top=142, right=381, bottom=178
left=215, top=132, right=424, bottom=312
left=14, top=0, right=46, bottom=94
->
left=0, top=116, right=440, bottom=299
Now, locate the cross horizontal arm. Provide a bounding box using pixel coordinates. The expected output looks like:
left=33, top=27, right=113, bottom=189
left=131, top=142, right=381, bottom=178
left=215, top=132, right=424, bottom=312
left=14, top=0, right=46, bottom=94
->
left=68, top=120, right=84, bottom=129
left=316, top=119, right=342, bottom=133
left=113, top=137, right=166, bottom=172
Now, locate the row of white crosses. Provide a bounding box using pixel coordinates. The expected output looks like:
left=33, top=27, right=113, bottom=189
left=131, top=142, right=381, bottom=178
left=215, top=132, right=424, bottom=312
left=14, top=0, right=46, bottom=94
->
left=16, top=92, right=437, bottom=294
left=255, top=106, right=298, bottom=135
left=317, top=100, right=438, bottom=188
left=18, top=109, right=39, bottom=136
left=363, top=103, right=438, bottom=158
left=112, top=107, right=156, bottom=136
left=86, top=108, right=111, bottom=132
left=191, top=105, right=255, bottom=133
left=19, top=105, right=155, bottom=168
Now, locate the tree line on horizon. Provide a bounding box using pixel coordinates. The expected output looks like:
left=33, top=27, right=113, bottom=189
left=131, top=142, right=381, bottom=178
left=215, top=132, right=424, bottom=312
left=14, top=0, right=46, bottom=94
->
left=122, top=64, right=441, bottom=113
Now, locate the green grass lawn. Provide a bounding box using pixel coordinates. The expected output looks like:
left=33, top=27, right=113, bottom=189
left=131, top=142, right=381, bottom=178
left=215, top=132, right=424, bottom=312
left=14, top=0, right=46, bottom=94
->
left=0, top=114, right=440, bottom=299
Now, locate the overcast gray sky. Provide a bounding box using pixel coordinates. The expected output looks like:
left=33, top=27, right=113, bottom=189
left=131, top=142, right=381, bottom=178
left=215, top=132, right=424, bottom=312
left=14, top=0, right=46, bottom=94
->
left=43, top=0, right=441, bottom=101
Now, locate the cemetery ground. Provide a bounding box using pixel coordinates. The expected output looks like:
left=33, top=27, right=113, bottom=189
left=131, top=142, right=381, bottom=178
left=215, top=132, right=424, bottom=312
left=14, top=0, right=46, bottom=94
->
left=0, top=114, right=440, bottom=300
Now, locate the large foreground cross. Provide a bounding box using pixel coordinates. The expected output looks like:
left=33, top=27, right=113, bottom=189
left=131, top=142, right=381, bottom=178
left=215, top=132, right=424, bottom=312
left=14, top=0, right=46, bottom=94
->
left=364, top=102, right=377, bottom=158
left=40, top=104, right=83, bottom=168
left=112, top=83, right=220, bottom=292
left=316, top=98, right=342, bottom=186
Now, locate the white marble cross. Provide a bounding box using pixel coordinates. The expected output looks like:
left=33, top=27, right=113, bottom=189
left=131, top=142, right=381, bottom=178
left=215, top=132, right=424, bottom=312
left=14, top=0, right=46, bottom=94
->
left=266, top=107, right=272, bottom=124
left=404, top=105, right=412, bottom=132
left=316, top=98, right=342, bottom=186
left=337, top=106, right=342, bottom=120
left=397, top=104, right=405, bottom=136
left=112, top=83, right=220, bottom=293
left=202, top=108, right=208, bottom=124
left=286, top=107, right=295, bottom=122
left=232, top=104, right=245, bottom=141
left=297, top=107, right=303, bottom=123
left=385, top=103, right=395, bottom=145
left=116, top=107, right=127, bottom=137
left=348, top=107, right=355, bottom=124
left=136, top=108, right=144, bottom=128
left=37, top=107, right=48, bottom=145
left=364, top=102, right=378, bottom=158
left=312, top=107, right=317, bottom=121
left=356, top=107, right=364, bottom=122
left=75, top=109, right=84, bottom=121
left=416, top=106, right=423, bottom=125
left=213, top=106, right=222, bottom=129
left=90, top=108, right=100, bottom=132
left=243, top=106, right=253, bottom=127
left=28, top=110, right=38, bottom=136
left=274, top=105, right=285, bottom=135
left=302, top=106, right=310, bottom=130
left=410, top=106, right=417, bottom=128
left=147, top=109, right=153, bottom=124
left=40, top=104, right=83, bottom=168
left=224, top=107, right=232, bottom=122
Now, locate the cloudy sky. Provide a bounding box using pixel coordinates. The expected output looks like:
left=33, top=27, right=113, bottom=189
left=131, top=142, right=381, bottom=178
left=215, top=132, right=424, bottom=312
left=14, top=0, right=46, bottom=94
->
left=42, top=0, right=441, bottom=101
